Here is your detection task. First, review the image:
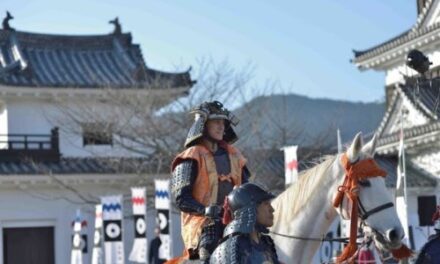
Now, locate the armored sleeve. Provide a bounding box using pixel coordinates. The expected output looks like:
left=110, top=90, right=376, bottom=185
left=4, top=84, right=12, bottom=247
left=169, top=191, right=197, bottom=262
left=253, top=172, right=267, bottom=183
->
left=171, top=159, right=205, bottom=215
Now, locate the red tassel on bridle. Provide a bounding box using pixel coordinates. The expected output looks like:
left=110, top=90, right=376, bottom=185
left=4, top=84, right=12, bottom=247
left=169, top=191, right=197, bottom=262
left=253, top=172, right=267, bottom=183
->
left=222, top=196, right=232, bottom=225
left=333, top=154, right=413, bottom=262
left=333, top=154, right=388, bottom=263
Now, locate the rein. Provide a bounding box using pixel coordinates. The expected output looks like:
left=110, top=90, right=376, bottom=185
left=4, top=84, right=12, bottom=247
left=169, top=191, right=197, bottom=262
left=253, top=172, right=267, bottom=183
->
left=269, top=154, right=387, bottom=249
left=271, top=153, right=412, bottom=263
left=269, top=230, right=362, bottom=244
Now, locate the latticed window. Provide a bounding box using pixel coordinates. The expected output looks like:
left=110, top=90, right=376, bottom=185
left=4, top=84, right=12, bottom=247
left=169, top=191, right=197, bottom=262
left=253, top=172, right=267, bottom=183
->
left=82, top=122, right=113, bottom=146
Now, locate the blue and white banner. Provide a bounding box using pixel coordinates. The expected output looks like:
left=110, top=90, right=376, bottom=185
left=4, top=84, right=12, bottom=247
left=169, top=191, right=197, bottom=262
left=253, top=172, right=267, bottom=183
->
left=101, top=195, right=125, bottom=264
left=155, top=180, right=171, bottom=260
left=92, top=205, right=103, bottom=264
left=129, top=187, right=147, bottom=263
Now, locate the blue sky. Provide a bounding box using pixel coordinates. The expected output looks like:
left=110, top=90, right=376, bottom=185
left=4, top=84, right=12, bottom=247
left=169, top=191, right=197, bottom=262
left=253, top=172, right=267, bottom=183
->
left=3, top=0, right=417, bottom=102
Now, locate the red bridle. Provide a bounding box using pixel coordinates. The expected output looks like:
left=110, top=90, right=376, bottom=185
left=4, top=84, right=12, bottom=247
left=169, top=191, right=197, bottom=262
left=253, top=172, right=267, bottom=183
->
left=333, top=154, right=411, bottom=263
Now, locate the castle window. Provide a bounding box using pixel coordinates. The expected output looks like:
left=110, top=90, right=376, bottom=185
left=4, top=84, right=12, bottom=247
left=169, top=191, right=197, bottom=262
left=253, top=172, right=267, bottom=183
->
left=82, top=122, right=113, bottom=146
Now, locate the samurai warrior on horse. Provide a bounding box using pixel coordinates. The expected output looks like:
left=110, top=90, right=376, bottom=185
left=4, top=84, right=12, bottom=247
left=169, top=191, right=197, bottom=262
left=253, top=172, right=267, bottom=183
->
left=171, top=101, right=262, bottom=263
left=169, top=101, right=413, bottom=264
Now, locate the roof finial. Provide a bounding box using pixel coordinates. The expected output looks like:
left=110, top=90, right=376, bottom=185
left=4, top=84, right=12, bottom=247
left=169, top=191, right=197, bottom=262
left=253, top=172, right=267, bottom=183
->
left=109, top=17, right=122, bottom=35
left=2, top=11, right=14, bottom=31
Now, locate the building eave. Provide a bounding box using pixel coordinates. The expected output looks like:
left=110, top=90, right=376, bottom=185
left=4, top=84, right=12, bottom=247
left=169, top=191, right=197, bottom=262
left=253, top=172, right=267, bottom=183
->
left=377, top=129, right=440, bottom=155
left=0, top=172, right=169, bottom=187
left=353, top=25, right=440, bottom=70
left=0, top=85, right=190, bottom=100
left=352, top=0, right=436, bottom=67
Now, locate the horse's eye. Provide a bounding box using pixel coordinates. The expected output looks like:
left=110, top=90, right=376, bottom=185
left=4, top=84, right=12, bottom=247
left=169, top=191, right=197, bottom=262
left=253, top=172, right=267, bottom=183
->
left=358, top=179, right=371, bottom=187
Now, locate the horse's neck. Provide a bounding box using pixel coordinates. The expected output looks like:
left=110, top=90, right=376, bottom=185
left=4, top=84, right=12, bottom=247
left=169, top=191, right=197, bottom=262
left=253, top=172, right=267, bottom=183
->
left=272, top=158, right=342, bottom=263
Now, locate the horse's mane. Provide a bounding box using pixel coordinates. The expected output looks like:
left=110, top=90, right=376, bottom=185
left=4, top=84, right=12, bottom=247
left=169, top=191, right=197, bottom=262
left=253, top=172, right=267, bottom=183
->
left=272, top=155, right=337, bottom=227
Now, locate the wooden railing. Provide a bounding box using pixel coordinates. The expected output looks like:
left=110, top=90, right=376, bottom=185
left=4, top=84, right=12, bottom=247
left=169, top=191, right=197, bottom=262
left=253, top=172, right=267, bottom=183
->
left=0, top=127, right=60, bottom=162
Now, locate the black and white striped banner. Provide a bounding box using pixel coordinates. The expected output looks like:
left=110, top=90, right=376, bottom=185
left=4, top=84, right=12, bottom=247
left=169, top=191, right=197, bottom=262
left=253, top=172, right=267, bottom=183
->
left=101, top=195, right=125, bottom=264
left=129, top=187, right=147, bottom=263
left=155, top=180, right=171, bottom=260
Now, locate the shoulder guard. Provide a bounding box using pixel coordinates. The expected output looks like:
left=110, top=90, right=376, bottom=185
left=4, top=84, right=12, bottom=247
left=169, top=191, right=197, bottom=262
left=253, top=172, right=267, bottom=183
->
left=209, top=235, right=242, bottom=264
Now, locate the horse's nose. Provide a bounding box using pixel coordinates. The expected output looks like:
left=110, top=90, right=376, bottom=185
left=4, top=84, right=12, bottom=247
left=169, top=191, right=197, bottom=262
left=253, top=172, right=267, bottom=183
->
left=386, top=228, right=403, bottom=244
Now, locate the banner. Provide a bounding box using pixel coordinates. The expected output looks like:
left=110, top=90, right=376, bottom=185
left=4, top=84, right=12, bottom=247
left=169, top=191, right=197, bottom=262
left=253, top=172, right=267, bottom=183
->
left=155, top=180, right=171, bottom=260
left=129, top=187, right=147, bottom=263
left=396, top=128, right=410, bottom=246
left=101, top=195, right=125, bottom=264
left=283, top=145, right=298, bottom=185
left=71, top=209, right=85, bottom=264
left=92, top=205, right=103, bottom=264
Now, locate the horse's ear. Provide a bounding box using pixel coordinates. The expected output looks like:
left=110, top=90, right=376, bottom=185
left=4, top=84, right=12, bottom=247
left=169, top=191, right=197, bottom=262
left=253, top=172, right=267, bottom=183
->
left=362, top=133, right=378, bottom=156
left=347, top=132, right=363, bottom=162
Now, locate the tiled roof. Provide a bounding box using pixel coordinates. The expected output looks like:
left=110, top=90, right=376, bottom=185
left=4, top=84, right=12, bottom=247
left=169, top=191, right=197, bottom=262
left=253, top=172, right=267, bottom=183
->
left=352, top=0, right=436, bottom=62
left=0, top=30, right=194, bottom=89
left=376, top=77, right=440, bottom=147
left=401, top=77, right=440, bottom=118
left=375, top=154, right=437, bottom=188
left=0, top=157, right=166, bottom=175
left=378, top=121, right=440, bottom=147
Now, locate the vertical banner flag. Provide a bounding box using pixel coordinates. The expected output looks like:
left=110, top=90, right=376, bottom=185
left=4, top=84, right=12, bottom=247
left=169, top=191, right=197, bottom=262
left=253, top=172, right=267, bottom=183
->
left=71, top=209, right=84, bottom=264
left=155, top=180, right=171, bottom=260
left=337, top=129, right=350, bottom=244
left=396, top=128, right=410, bottom=246
left=129, top=187, right=147, bottom=263
left=102, top=195, right=125, bottom=264
left=283, top=145, right=298, bottom=185
left=92, top=205, right=103, bottom=264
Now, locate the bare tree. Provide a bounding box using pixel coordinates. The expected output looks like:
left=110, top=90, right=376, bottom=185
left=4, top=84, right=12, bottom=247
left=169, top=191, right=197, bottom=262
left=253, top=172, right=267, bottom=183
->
left=44, top=58, right=257, bottom=174
left=43, top=57, right=334, bottom=197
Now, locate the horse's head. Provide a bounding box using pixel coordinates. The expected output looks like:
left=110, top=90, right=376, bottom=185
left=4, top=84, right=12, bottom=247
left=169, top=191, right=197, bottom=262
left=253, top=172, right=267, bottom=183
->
left=335, top=132, right=405, bottom=252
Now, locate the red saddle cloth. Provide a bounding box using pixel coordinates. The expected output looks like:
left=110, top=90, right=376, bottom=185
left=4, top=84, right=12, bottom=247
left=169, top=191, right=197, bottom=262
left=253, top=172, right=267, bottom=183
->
left=357, top=248, right=375, bottom=264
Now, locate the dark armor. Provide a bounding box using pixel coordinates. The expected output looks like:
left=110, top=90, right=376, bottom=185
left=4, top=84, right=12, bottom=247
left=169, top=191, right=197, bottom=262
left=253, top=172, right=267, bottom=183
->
left=210, top=183, right=279, bottom=264
left=415, top=233, right=440, bottom=264
left=171, top=146, right=250, bottom=262
left=210, top=231, right=279, bottom=264
left=184, top=101, right=239, bottom=148
left=171, top=160, right=205, bottom=215
left=224, top=183, right=275, bottom=236
left=171, top=151, right=250, bottom=215
left=172, top=101, right=248, bottom=263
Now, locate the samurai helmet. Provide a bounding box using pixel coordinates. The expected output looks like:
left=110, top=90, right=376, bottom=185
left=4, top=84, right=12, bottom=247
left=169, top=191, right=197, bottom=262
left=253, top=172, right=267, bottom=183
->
left=184, top=101, right=239, bottom=148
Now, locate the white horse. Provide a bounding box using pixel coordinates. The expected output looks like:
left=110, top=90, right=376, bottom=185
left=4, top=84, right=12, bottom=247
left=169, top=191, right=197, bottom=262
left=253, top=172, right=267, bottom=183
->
left=271, top=133, right=406, bottom=263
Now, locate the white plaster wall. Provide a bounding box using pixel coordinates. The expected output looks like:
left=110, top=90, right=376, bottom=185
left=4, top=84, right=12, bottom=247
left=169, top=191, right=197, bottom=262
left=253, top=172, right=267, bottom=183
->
left=5, top=97, right=145, bottom=158
left=411, top=150, right=440, bottom=179
left=0, top=101, right=7, bottom=149
left=0, top=183, right=183, bottom=264
left=385, top=50, right=440, bottom=86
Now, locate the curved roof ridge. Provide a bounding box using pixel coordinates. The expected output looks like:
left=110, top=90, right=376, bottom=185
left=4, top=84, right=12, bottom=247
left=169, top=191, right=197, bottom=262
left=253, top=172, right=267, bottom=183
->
left=413, top=0, right=435, bottom=31
left=352, top=0, right=437, bottom=62
left=0, top=29, right=134, bottom=50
